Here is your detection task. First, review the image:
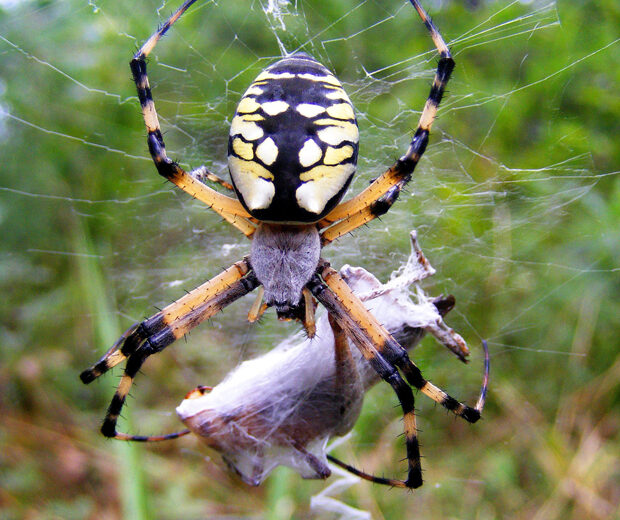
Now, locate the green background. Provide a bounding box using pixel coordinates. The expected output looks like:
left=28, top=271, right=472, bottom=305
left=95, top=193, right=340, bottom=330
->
left=1, top=0, right=618, bottom=518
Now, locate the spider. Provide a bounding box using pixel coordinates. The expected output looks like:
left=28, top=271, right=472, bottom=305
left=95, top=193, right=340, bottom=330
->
left=81, top=0, right=485, bottom=489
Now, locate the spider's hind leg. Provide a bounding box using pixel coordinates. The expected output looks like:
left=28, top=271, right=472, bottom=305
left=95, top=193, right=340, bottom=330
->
left=390, top=341, right=489, bottom=424
left=99, top=267, right=260, bottom=440
left=80, top=321, right=143, bottom=384
left=320, top=263, right=489, bottom=420
left=80, top=259, right=252, bottom=384
left=309, top=266, right=423, bottom=489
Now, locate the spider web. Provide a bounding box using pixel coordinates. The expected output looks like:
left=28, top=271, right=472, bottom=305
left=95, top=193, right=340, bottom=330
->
left=46, top=0, right=603, bottom=354
left=1, top=0, right=618, bottom=517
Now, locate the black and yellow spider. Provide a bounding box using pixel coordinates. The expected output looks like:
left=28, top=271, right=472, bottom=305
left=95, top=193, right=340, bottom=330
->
left=81, top=0, right=486, bottom=489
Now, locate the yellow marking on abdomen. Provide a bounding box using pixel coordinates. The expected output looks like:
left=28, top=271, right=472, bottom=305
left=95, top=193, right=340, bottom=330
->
left=317, top=124, right=359, bottom=146
left=228, top=156, right=275, bottom=211
left=240, top=113, right=264, bottom=122
left=230, top=116, right=264, bottom=141
left=237, top=96, right=261, bottom=114
left=255, top=71, right=295, bottom=82
left=244, top=85, right=264, bottom=96
left=297, top=72, right=341, bottom=86
left=325, top=89, right=350, bottom=101
left=296, top=103, right=326, bottom=118
left=326, top=103, right=355, bottom=120
left=300, top=163, right=354, bottom=183
left=261, top=100, right=289, bottom=116
left=324, top=145, right=354, bottom=165
left=296, top=163, right=355, bottom=214
left=232, top=138, right=254, bottom=160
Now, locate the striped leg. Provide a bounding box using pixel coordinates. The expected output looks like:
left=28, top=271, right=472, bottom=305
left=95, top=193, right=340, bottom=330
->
left=100, top=270, right=260, bottom=440
left=308, top=269, right=422, bottom=488
left=309, top=261, right=489, bottom=487
left=81, top=263, right=261, bottom=441
left=319, top=0, right=453, bottom=245
left=130, top=0, right=256, bottom=238
left=316, top=262, right=487, bottom=421
left=323, top=313, right=402, bottom=485
left=80, top=259, right=252, bottom=383
left=329, top=312, right=360, bottom=403
left=302, top=288, right=317, bottom=338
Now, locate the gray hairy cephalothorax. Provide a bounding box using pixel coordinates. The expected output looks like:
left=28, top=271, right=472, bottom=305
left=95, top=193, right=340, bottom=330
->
left=250, top=223, right=321, bottom=315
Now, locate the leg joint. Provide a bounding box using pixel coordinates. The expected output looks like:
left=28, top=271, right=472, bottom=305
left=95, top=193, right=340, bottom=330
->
left=129, top=57, right=147, bottom=82
left=370, top=185, right=401, bottom=217
left=437, top=56, right=455, bottom=84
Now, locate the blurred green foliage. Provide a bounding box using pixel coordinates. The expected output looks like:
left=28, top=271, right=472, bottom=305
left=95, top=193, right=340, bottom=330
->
left=0, top=0, right=618, bottom=518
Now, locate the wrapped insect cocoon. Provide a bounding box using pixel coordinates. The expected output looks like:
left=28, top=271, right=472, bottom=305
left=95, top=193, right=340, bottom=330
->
left=176, top=231, right=467, bottom=486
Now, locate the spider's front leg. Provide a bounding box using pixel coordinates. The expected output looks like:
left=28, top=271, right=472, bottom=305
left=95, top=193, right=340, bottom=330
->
left=80, top=259, right=261, bottom=440
left=319, top=0, right=454, bottom=245
left=130, top=0, right=256, bottom=238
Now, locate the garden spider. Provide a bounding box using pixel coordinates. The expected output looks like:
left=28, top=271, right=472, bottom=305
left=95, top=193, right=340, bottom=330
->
left=81, top=0, right=486, bottom=489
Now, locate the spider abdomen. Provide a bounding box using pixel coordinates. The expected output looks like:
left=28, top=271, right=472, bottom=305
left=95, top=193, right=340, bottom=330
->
left=228, top=53, right=359, bottom=223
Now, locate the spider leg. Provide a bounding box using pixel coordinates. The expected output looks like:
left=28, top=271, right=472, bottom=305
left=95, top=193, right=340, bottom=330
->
left=189, top=166, right=235, bottom=192
left=80, top=259, right=252, bottom=383
left=319, top=0, right=453, bottom=245
left=247, top=286, right=266, bottom=323
left=108, top=428, right=192, bottom=443
left=315, top=261, right=487, bottom=421
left=329, top=313, right=362, bottom=417
left=309, top=268, right=422, bottom=488
left=302, top=288, right=317, bottom=338
left=81, top=260, right=260, bottom=441
left=326, top=454, right=411, bottom=487
left=101, top=271, right=260, bottom=440
left=308, top=260, right=489, bottom=488
left=130, top=1, right=256, bottom=238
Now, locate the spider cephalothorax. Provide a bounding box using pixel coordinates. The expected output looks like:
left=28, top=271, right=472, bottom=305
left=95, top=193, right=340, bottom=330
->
left=81, top=0, right=485, bottom=490
left=251, top=223, right=320, bottom=316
